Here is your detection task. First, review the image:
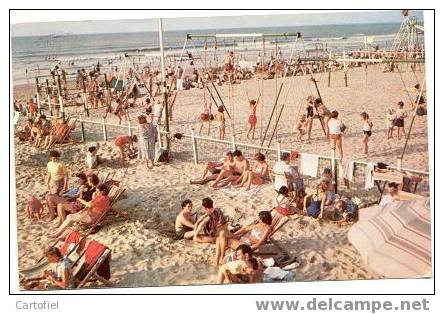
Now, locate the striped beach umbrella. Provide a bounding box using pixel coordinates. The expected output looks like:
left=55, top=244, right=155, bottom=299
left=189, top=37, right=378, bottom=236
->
left=348, top=199, right=431, bottom=278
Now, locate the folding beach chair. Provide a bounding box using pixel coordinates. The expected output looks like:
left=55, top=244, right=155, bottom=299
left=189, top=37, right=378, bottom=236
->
left=255, top=212, right=290, bottom=256
left=71, top=240, right=113, bottom=288
left=75, top=184, right=127, bottom=234
left=47, top=118, right=77, bottom=148
left=20, top=229, right=89, bottom=286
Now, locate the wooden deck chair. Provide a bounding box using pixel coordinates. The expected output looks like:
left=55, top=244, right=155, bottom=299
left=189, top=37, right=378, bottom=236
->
left=76, top=185, right=127, bottom=233
left=255, top=212, right=290, bottom=256
left=48, top=118, right=77, bottom=148
left=71, top=240, right=113, bottom=288
left=20, top=229, right=88, bottom=284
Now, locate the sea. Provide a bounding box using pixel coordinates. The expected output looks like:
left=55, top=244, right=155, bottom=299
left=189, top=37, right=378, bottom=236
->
left=10, top=23, right=424, bottom=85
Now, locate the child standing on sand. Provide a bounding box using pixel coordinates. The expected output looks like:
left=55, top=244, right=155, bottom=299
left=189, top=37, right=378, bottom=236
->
left=360, top=112, right=373, bottom=158
left=216, top=106, right=226, bottom=140
left=386, top=108, right=396, bottom=139
left=294, top=114, right=307, bottom=142
left=246, top=99, right=258, bottom=140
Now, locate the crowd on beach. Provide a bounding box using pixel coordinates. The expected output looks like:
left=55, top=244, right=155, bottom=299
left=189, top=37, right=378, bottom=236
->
left=14, top=44, right=428, bottom=289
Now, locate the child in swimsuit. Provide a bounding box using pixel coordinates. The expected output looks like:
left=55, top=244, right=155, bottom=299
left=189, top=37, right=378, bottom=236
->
left=216, top=106, right=226, bottom=140
left=246, top=99, right=258, bottom=140
left=294, top=114, right=307, bottom=142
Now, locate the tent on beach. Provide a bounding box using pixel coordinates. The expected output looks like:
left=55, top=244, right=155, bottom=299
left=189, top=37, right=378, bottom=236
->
left=348, top=198, right=431, bottom=279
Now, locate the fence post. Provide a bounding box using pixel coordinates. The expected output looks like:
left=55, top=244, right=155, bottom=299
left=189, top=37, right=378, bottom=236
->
left=79, top=115, right=85, bottom=142
left=57, top=74, right=65, bottom=118
left=127, top=121, right=132, bottom=136
left=331, top=148, right=338, bottom=194
left=277, top=141, right=282, bottom=161
left=35, top=78, right=41, bottom=114
left=231, top=135, right=236, bottom=152
left=191, top=128, right=199, bottom=165
left=157, top=125, right=163, bottom=150
left=101, top=117, right=107, bottom=141
left=46, top=79, right=53, bottom=116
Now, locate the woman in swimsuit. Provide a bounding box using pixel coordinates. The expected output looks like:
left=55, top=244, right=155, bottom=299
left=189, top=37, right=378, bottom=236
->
left=303, top=181, right=327, bottom=219
left=360, top=112, right=373, bottom=158
left=214, top=211, right=272, bottom=265
left=235, top=152, right=268, bottom=190
left=246, top=98, right=259, bottom=140
left=175, top=199, right=197, bottom=240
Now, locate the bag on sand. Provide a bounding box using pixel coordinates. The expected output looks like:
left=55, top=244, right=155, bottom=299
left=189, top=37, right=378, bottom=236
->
left=156, top=148, right=169, bottom=163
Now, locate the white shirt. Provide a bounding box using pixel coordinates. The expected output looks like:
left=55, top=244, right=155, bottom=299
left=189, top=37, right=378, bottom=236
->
left=272, top=161, right=291, bottom=190
left=328, top=119, right=343, bottom=135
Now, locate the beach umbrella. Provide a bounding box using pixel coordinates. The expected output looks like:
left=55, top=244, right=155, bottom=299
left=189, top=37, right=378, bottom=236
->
left=348, top=198, right=431, bottom=279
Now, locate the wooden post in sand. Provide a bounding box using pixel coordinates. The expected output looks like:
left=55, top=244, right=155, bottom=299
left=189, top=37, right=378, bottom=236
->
left=231, top=135, right=236, bottom=152
left=101, top=117, right=107, bottom=141
left=82, top=78, right=90, bottom=117
left=277, top=141, right=281, bottom=161
left=327, top=51, right=332, bottom=88
left=45, top=79, right=53, bottom=116
left=79, top=115, right=85, bottom=142
left=35, top=77, right=41, bottom=114
left=343, top=51, right=348, bottom=87
left=127, top=121, right=132, bottom=136
left=331, top=148, right=338, bottom=194
left=56, top=74, right=65, bottom=118
left=190, top=128, right=199, bottom=165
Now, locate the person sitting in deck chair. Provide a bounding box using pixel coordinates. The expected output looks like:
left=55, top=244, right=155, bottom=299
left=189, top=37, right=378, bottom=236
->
left=190, top=151, right=234, bottom=185
left=214, top=211, right=272, bottom=265
left=43, top=118, right=70, bottom=149
left=49, top=184, right=111, bottom=238
left=23, top=247, right=75, bottom=290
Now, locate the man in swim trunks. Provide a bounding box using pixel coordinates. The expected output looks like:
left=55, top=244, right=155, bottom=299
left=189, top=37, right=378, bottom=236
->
left=175, top=199, right=196, bottom=240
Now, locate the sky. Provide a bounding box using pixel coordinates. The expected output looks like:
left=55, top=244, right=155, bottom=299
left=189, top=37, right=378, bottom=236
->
left=10, top=10, right=424, bottom=37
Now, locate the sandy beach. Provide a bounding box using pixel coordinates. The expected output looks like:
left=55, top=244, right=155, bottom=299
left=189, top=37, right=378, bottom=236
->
left=13, top=64, right=428, bottom=288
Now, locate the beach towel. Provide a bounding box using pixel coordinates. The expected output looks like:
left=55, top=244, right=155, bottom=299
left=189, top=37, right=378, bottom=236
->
left=300, top=154, right=319, bottom=177
left=339, top=160, right=354, bottom=182
left=365, top=163, right=375, bottom=190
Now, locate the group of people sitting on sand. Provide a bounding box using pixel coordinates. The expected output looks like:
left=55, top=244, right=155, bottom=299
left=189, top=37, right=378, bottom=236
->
left=190, top=150, right=268, bottom=191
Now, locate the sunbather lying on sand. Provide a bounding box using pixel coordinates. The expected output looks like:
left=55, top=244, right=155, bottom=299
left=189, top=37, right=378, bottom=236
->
left=175, top=199, right=197, bottom=240
left=214, top=211, right=272, bottom=265
left=193, top=197, right=228, bottom=244
left=49, top=184, right=111, bottom=238
left=190, top=151, right=234, bottom=185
